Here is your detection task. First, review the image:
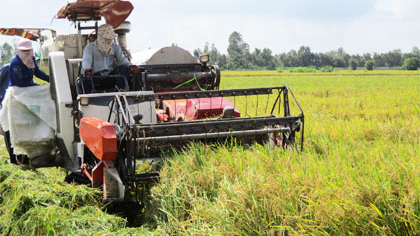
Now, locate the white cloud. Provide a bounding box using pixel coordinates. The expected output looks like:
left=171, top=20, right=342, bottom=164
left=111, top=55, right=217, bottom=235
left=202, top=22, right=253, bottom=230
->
left=1, top=0, right=419, bottom=55
left=374, top=0, right=420, bottom=18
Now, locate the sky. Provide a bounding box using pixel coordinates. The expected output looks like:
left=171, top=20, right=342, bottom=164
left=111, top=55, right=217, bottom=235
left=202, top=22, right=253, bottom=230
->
left=0, top=0, right=419, bottom=55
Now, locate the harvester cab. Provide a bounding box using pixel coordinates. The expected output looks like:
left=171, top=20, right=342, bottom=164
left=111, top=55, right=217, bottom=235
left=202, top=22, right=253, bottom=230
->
left=1, top=0, right=304, bottom=202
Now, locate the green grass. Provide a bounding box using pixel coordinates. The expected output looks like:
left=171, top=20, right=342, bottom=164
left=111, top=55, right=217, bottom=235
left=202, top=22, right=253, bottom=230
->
left=0, top=142, right=149, bottom=235
left=142, top=72, right=420, bottom=235
left=0, top=70, right=419, bottom=235
left=222, top=69, right=420, bottom=77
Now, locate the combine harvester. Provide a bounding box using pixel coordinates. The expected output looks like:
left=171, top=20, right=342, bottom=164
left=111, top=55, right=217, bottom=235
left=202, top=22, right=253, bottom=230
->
left=0, top=0, right=304, bottom=201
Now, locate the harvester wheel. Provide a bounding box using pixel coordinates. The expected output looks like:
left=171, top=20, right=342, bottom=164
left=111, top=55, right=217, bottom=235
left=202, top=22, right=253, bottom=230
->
left=64, top=172, right=91, bottom=185
left=16, top=155, right=29, bottom=165
left=211, top=65, right=221, bottom=89
left=105, top=200, right=143, bottom=227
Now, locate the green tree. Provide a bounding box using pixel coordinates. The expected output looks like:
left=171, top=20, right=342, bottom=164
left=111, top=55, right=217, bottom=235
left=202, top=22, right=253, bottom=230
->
left=285, top=50, right=298, bottom=67
left=261, top=48, right=275, bottom=70
left=193, top=48, right=202, bottom=58
left=0, top=42, right=15, bottom=66
left=194, top=43, right=226, bottom=69
left=333, top=57, right=346, bottom=67
left=348, top=58, right=357, bottom=70
left=412, top=46, right=420, bottom=58
left=209, top=44, right=226, bottom=69
left=326, top=48, right=348, bottom=68
left=203, top=42, right=209, bottom=54
left=373, top=53, right=386, bottom=67
left=250, top=48, right=275, bottom=70
left=297, top=46, right=313, bottom=67
left=250, top=48, right=262, bottom=69
left=227, top=31, right=250, bottom=70
left=402, top=57, right=420, bottom=70
left=384, top=49, right=402, bottom=67
left=365, top=60, right=374, bottom=70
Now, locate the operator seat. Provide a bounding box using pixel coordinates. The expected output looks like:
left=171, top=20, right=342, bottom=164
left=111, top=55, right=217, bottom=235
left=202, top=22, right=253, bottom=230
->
left=76, top=75, right=129, bottom=94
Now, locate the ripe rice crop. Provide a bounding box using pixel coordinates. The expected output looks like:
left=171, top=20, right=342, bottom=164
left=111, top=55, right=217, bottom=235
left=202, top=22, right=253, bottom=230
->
left=223, top=70, right=420, bottom=77
left=0, top=144, right=147, bottom=235
left=0, top=71, right=419, bottom=235
left=143, top=72, right=420, bottom=235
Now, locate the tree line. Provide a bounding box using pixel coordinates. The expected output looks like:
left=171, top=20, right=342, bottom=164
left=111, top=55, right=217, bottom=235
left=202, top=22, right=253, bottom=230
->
left=194, top=31, right=420, bottom=70
left=2, top=32, right=420, bottom=70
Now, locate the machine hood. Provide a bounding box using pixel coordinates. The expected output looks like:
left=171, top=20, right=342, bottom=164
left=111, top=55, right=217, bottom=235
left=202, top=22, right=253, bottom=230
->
left=56, top=0, right=134, bottom=29
left=131, top=46, right=198, bottom=65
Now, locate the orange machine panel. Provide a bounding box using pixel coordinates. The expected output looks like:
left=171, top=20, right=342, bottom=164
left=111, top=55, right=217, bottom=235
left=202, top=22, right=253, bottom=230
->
left=79, top=117, right=117, bottom=161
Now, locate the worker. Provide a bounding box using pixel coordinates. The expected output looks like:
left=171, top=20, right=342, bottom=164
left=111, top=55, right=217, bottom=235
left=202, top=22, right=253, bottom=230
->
left=80, top=24, right=137, bottom=93
left=9, top=38, right=49, bottom=87
left=6, top=38, right=49, bottom=165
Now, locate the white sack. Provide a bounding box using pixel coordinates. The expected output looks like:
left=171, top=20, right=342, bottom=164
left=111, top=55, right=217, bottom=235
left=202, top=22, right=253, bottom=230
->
left=0, top=85, right=56, bottom=157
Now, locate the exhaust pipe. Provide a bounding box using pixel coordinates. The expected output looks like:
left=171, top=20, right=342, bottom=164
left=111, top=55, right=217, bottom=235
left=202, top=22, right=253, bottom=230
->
left=114, top=21, right=131, bottom=50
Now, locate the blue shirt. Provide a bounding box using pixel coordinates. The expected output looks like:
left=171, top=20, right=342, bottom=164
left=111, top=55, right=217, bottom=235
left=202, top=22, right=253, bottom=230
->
left=0, top=63, right=10, bottom=100
left=81, top=42, right=131, bottom=76
left=9, top=55, right=49, bottom=87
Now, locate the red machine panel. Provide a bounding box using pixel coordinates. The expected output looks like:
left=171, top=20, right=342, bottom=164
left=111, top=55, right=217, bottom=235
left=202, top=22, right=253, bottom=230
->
left=162, top=97, right=240, bottom=121
left=79, top=117, right=117, bottom=160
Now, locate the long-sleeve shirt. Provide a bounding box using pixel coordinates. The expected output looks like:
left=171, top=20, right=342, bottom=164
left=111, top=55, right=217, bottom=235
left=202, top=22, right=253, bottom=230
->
left=0, top=63, right=10, bottom=99
left=9, top=55, right=49, bottom=87
left=81, top=42, right=131, bottom=76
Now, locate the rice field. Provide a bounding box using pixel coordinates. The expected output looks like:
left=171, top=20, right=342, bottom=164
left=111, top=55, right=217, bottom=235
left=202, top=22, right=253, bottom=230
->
left=0, top=71, right=419, bottom=235
left=222, top=69, right=420, bottom=77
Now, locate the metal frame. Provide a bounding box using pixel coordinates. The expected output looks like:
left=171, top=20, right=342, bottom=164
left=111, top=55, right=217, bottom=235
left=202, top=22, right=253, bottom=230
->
left=131, top=86, right=287, bottom=102
left=77, top=87, right=305, bottom=144
left=99, top=86, right=305, bottom=147
left=76, top=86, right=304, bottom=194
